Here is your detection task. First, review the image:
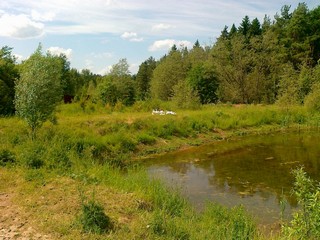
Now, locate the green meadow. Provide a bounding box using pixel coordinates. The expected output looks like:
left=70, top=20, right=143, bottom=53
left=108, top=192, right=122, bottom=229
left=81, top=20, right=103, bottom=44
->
left=1, top=103, right=320, bottom=239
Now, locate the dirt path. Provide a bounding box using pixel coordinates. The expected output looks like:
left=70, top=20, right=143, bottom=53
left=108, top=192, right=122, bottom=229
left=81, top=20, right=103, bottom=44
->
left=0, top=192, right=50, bottom=240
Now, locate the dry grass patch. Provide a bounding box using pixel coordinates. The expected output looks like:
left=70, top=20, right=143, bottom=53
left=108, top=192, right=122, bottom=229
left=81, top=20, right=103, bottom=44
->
left=0, top=168, right=152, bottom=239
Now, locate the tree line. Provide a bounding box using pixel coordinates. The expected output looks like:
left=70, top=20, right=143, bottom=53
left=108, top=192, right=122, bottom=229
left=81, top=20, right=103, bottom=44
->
left=1, top=2, right=320, bottom=117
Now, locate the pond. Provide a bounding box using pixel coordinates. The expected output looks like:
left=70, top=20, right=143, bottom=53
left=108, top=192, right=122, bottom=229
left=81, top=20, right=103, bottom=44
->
left=146, top=130, right=320, bottom=226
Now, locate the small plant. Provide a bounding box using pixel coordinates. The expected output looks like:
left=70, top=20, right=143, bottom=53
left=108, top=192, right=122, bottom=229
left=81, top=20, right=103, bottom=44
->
left=0, top=149, right=16, bottom=166
left=282, top=167, right=320, bottom=239
left=79, top=192, right=113, bottom=234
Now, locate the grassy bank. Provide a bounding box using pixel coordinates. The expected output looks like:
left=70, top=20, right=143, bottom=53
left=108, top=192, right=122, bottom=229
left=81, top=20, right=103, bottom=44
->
left=1, top=104, right=319, bottom=239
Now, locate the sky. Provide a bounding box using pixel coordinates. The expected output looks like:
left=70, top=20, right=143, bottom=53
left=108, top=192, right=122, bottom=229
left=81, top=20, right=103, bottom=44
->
left=0, top=0, right=319, bottom=75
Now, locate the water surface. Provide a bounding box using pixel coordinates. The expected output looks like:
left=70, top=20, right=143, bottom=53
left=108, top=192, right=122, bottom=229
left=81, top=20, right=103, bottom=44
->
left=146, top=131, right=320, bottom=225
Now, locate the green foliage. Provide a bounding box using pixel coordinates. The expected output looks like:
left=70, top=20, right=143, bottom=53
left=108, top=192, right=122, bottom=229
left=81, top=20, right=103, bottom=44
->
left=151, top=49, right=188, bottom=101
left=79, top=193, right=113, bottom=234
left=276, top=64, right=300, bottom=107
left=304, top=83, right=320, bottom=111
left=136, top=57, right=156, bottom=100
left=172, top=80, right=201, bottom=110
left=0, top=46, right=19, bottom=116
left=98, top=77, right=119, bottom=106
left=187, top=63, right=219, bottom=104
left=14, top=45, right=63, bottom=139
left=0, top=149, right=16, bottom=166
left=282, top=168, right=320, bottom=239
left=98, top=59, right=135, bottom=107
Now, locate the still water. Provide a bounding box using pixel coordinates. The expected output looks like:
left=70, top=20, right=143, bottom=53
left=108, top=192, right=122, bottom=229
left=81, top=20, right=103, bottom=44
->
left=146, top=131, right=320, bottom=225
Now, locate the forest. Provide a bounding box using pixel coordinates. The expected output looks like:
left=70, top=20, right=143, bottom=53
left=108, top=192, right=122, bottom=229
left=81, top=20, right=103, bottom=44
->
left=1, top=3, right=320, bottom=116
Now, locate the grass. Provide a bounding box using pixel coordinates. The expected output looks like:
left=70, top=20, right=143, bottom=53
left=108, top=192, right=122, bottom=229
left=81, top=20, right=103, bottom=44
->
left=0, top=103, right=319, bottom=239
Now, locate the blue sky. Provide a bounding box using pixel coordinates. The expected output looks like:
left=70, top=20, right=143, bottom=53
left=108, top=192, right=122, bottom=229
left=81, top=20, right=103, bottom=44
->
left=0, top=0, right=318, bottom=74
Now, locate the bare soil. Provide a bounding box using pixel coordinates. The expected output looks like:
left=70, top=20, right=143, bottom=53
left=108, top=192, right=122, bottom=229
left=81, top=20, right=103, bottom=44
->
left=0, top=192, right=50, bottom=240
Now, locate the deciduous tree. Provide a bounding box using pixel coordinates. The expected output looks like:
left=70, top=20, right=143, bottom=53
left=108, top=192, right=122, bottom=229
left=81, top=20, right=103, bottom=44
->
left=15, top=45, right=63, bottom=139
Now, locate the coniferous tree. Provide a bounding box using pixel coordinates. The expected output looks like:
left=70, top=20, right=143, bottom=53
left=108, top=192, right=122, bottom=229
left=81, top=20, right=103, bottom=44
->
left=0, top=46, right=19, bottom=115
left=238, top=16, right=251, bottom=37
left=250, top=18, right=262, bottom=36
left=136, top=57, right=156, bottom=100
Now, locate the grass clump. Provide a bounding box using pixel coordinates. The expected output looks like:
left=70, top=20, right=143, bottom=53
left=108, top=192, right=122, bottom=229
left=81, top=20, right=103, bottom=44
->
left=0, top=149, right=16, bottom=166
left=20, top=142, right=45, bottom=169
left=79, top=192, right=113, bottom=234
left=198, top=203, right=256, bottom=240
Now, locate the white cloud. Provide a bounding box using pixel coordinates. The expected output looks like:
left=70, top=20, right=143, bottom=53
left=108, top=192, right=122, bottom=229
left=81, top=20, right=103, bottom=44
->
left=149, top=39, right=192, bottom=52
left=121, top=32, right=137, bottom=39
left=129, top=63, right=139, bottom=74
left=31, top=10, right=55, bottom=21
left=47, top=47, right=73, bottom=59
left=98, top=65, right=113, bottom=75
left=152, top=23, right=174, bottom=32
left=13, top=54, right=25, bottom=63
left=0, top=14, right=44, bottom=38
left=121, top=31, right=144, bottom=42
left=2, top=0, right=319, bottom=39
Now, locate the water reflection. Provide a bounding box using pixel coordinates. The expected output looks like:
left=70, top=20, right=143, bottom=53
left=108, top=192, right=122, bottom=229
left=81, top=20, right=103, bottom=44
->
left=146, top=131, right=320, bottom=225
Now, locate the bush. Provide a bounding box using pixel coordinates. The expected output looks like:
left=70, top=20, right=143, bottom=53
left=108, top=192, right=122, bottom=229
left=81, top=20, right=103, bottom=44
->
left=0, top=149, right=16, bottom=166
left=79, top=195, right=113, bottom=234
